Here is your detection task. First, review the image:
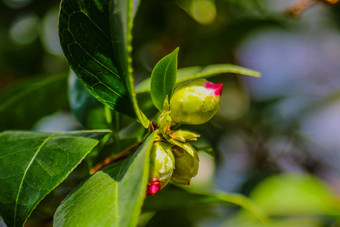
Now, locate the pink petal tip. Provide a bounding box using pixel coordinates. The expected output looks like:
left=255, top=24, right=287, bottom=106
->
left=205, top=82, right=223, bottom=96
left=147, top=179, right=161, bottom=195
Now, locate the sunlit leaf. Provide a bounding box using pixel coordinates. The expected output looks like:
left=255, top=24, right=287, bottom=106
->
left=150, top=48, right=178, bottom=111
left=54, top=130, right=158, bottom=227
left=0, top=130, right=111, bottom=227
left=135, top=64, right=261, bottom=93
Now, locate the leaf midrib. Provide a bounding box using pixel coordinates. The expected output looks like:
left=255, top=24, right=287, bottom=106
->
left=13, top=132, right=59, bottom=225
left=114, top=158, right=128, bottom=227
left=163, top=57, right=173, bottom=100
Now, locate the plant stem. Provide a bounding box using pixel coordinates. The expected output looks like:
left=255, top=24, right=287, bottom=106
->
left=90, top=140, right=144, bottom=174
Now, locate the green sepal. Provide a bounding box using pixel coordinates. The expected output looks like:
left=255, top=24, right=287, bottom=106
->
left=157, top=112, right=172, bottom=136
left=169, top=130, right=200, bottom=143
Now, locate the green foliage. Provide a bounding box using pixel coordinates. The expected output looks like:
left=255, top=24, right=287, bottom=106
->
left=0, top=0, right=273, bottom=226
left=0, top=74, right=68, bottom=131
left=68, top=71, right=108, bottom=129
left=150, top=48, right=179, bottom=111
left=136, top=64, right=261, bottom=93
left=250, top=174, right=340, bottom=216
left=0, top=130, right=110, bottom=227
left=59, top=0, right=149, bottom=127
left=143, top=186, right=268, bottom=224
left=53, top=130, right=157, bottom=227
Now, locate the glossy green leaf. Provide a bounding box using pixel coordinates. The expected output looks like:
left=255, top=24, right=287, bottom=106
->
left=150, top=48, right=179, bottom=111
left=68, top=71, right=108, bottom=129
left=135, top=64, right=261, bottom=93
left=59, top=0, right=149, bottom=127
left=110, top=0, right=149, bottom=128
left=0, top=130, right=111, bottom=227
left=0, top=74, right=68, bottom=131
left=54, top=130, right=158, bottom=227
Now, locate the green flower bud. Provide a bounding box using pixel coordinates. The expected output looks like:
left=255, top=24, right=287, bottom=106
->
left=171, top=142, right=199, bottom=185
left=170, top=79, right=222, bottom=125
left=169, top=130, right=200, bottom=142
left=147, top=142, right=175, bottom=195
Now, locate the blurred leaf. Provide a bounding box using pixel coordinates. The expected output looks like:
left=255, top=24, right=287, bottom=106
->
left=0, top=74, right=68, bottom=131
left=150, top=48, right=178, bottom=111
left=250, top=174, right=340, bottom=216
left=0, top=130, right=111, bottom=227
left=136, top=64, right=261, bottom=93
left=91, top=136, right=140, bottom=166
left=143, top=186, right=268, bottom=224
left=68, top=71, right=108, bottom=129
left=53, top=130, right=158, bottom=227
left=59, top=0, right=149, bottom=127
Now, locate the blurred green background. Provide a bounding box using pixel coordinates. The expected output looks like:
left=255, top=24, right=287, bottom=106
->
left=1, top=0, right=340, bottom=226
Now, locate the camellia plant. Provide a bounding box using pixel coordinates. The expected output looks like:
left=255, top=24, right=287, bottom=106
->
left=0, top=1, right=264, bottom=227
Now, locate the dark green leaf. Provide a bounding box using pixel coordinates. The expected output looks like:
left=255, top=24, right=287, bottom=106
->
left=0, top=130, right=111, bottom=227
left=54, top=130, right=158, bottom=227
left=68, top=71, right=108, bottom=129
left=143, top=185, right=268, bottom=224
left=59, top=0, right=149, bottom=127
left=150, top=48, right=179, bottom=111
left=135, top=64, right=261, bottom=93
left=0, top=74, right=68, bottom=131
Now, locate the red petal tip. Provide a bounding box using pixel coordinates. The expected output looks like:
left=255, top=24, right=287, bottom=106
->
left=147, top=179, right=161, bottom=195
left=204, top=82, right=223, bottom=96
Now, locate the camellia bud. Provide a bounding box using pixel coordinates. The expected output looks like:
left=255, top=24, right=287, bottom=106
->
left=147, top=142, right=175, bottom=195
left=170, top=79, right=222, bottom=125
left=171, top=142, right=199, bottom=185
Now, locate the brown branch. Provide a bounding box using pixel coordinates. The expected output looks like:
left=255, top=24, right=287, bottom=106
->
left=90, top=141, right=144, bottom=174
left=286, top=0, right=338, bottom=17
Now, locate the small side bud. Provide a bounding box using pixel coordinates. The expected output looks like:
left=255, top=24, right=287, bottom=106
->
left=169, top=130, right=200, bottom=142
left=170, top=79, right=222, bottom=125
left=171, top=142, right=199, bottom=185
left=157, top=112, right=172, bottom=135
left=147, top=142, right=175, bottom=195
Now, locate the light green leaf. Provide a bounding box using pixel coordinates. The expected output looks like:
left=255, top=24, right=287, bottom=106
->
left=0, top=74, right=68, bottom=131
left=250, top=173, right=340, bottom=216
left=150, top=48, right=179, bottom=111
left=54, top=130, right=158, bottom=227
left=0, top=130, right=111, bottom=227
left=135, top=64, right=261, bottom=93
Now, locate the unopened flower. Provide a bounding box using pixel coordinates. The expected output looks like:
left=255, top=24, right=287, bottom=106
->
left=171, top=142, right=199, bottom=185
left=170, top=79, right=222, bottom=125
left=147, top=142, right=175, bottom=195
